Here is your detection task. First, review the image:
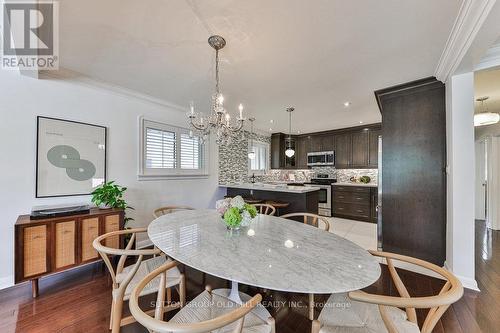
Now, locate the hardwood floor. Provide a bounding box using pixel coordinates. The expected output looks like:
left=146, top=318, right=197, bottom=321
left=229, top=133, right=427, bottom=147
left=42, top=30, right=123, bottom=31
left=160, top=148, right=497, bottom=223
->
left=0, top=220, right=498, bottom=333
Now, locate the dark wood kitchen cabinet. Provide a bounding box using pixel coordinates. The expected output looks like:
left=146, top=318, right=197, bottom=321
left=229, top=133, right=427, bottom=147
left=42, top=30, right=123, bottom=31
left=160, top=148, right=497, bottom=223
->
left=271, top=133, right=296, bottom=169
left=332, top=185, right=377, bottom=222
left=368, top=129, right=381, bottom=167
left=375, top=77, right=446, bottom=265
left=271, top=124, right=380, bottom=170
left=333, top=133, right=351, bottom=168
left=351, top=131, right=369, bottom=167
left=296, top=136, right=310, bottom=169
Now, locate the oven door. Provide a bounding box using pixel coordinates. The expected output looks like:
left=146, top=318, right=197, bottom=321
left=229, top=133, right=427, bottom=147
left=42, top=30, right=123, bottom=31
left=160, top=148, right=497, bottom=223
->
left=307, top=153, right=326, bottom=166
left=311, top=184, right=331, bottom=210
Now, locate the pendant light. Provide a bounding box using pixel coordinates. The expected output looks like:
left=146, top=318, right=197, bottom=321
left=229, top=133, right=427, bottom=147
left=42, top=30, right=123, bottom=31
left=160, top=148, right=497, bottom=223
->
left=285, top=107, right=295, bottom=158
left=474, top=96, right=499, bottom=127
left=248, top=117, right=256, bottom=160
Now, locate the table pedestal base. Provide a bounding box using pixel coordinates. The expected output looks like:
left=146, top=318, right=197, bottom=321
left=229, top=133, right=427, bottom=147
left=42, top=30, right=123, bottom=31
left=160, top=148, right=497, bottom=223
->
left=227, top=281, right=243, bottom=304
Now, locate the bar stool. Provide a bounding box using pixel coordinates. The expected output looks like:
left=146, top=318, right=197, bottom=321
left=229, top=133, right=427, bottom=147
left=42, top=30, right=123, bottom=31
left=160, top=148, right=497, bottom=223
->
left=265, top=200, right=290, bottom=216
left=244, top=198, right=263, bottom=204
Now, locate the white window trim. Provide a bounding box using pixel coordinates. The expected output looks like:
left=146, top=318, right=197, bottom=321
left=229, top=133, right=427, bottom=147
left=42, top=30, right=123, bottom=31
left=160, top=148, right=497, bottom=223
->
left=248, top=140, right=270, bottom=176
left=138, top=117, right=210, bottom=180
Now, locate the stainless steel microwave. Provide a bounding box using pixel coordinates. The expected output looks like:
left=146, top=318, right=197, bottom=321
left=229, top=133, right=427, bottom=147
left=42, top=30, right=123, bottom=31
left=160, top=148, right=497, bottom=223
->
left=307, top=151, right=335, bottom=166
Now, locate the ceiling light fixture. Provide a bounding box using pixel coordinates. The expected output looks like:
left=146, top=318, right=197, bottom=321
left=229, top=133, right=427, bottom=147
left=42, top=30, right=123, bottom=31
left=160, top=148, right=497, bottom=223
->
left=474, top=96, right=499, bottom=127
left=248, top=117, right=256, bottom=160
left=344, top=101, right=351, bottom=107
left=285, top=107, right=295, bottom=158
left=187, top=35, right=245, bottom=144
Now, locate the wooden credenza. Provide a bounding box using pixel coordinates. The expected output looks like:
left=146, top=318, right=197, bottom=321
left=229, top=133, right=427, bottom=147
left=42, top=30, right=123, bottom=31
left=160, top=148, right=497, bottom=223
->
left=15, top=208, right=124, bottom=297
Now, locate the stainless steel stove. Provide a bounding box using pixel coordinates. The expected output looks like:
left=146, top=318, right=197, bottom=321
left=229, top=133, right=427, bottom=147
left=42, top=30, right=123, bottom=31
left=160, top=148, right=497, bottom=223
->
left=306, top=174, right=337, bottom=217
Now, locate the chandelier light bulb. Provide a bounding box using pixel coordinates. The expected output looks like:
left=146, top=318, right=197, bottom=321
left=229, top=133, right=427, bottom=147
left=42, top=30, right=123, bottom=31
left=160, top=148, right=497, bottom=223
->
left=218, top=94, right=224, bottom=105
left=248, top=151, right=256, bottom=159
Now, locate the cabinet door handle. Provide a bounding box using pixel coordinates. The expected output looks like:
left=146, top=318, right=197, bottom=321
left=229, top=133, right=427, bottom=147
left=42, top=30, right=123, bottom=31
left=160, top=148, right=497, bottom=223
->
left=356, top=210, right=364, bottom=213
left=63, top=230, right=72, bottom=234
left=32, top=235, right=43, bottom=240
left=339, top=196, right=344, bottom=199
left=337, top=207, right=344, bottom=210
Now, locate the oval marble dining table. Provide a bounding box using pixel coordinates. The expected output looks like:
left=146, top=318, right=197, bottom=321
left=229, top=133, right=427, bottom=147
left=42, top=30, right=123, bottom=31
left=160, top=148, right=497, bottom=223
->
left=148, top=209, right=381, bottom=303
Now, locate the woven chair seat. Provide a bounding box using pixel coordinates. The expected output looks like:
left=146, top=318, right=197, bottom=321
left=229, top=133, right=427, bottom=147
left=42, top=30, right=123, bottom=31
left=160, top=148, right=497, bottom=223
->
left=115, top=255, right=181, bottom=300
left=318, top=293, right=419, bottom=333
left=170, top=290, right=273, bottom=333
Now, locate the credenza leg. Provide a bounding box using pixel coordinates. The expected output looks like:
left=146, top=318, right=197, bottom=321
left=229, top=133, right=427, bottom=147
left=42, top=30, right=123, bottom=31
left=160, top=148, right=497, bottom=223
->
left=31, top=279, right=39, bottom=298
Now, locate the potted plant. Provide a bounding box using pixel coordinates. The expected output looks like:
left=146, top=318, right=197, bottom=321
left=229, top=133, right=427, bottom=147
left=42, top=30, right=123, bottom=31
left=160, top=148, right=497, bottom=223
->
left=216, top=195, right=258, bottom=231
left=91, top=181, right=134, bottom=228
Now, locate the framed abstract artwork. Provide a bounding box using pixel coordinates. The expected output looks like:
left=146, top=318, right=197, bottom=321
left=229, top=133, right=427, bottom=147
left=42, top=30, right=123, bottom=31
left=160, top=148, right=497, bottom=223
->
left=36, top=116, right=107, bottom=198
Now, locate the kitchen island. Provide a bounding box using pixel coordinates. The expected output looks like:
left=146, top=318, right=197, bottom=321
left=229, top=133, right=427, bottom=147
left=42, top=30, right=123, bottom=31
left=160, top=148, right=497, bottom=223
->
left=219, top=183, right=319, bottom=215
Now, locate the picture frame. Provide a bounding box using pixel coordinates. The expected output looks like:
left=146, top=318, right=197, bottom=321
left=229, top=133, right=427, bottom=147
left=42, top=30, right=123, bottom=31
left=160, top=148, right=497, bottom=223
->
left=36, top=116, right=107, bottom=198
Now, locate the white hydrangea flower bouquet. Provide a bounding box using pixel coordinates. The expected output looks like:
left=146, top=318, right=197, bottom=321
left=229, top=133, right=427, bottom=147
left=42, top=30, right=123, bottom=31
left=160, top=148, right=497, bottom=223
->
left=215, top=195, right=258, bottom=230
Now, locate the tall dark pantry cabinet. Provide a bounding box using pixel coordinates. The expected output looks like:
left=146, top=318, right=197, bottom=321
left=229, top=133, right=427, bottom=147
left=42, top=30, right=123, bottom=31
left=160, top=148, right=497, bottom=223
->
left=375, top=77, right=446, bottom=265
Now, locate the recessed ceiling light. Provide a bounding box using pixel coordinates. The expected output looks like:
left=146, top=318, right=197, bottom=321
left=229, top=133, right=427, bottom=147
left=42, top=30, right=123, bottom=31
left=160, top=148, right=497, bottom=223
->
left=359, top=121, right=363, bottom=124
left=297, top=130, right=301, bottom=134
left=269, top=128, right=273, bottom=131
left=270, top=119, right=274, bottom=124
left=344, top=101, right=351, bottom=107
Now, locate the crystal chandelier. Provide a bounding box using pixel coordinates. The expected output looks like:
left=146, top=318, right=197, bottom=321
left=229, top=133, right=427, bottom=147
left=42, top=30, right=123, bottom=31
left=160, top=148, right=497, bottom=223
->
left=187, top=35, right=245, bottom=144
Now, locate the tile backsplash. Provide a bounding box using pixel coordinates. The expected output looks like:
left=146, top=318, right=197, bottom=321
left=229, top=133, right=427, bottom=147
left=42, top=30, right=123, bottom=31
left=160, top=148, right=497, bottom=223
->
left=218, top=133, right=378, bottom=184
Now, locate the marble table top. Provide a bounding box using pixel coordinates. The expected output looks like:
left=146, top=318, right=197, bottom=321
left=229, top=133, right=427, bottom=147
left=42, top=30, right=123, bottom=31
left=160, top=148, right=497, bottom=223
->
left=148, top=209, right=381, bottom=294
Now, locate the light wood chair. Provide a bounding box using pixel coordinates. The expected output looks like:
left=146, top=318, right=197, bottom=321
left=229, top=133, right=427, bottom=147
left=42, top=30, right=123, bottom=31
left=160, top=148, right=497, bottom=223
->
left=253, top=203, right=276, bottom=216
left=93, top=228, right=186, bottom=333
left=280, top=212, right=330, bottom=232
left=129, top=261, right=276, bottom=333
left=153, top=205, right=194, bottom=219
left=281, top=212, right=331, bottom=320
left=311, top=250, right=464, bottom=333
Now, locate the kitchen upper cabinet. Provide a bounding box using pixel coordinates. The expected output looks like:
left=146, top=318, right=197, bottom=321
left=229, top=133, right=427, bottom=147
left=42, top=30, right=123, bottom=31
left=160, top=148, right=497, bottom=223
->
left=271, top=124, right=381, bottom=170
left=368, top=129, right=381, bottom=167
left=334, top=133, right=351, bottom=168
left=271, top=133, right=296, bottom=169
left=296, top=136, right=310, bottom=169
left=351, top=131, right=369, bottom=167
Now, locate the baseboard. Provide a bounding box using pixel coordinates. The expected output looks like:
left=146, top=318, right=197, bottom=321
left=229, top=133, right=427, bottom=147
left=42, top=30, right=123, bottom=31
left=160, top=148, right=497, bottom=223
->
left=0, top=275, right=14, bottom=291
left=444, top=261, right=480, bottom=291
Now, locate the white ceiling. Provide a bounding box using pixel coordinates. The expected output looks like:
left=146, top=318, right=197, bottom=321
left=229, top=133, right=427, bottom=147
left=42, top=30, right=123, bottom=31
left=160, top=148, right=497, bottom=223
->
left=475, top=68, right=500, bottom=113
left=59, top=0, right=460, bottom=133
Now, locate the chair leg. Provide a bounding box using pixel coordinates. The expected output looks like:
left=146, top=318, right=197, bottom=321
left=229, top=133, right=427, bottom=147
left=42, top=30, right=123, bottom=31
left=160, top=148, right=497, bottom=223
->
left=109, top=298, right=115, bottom=330
left=111, top=296, right=124, bottom=333
left=166, top=287, right=172, bottom=305
left=309, top=293, right=315, bottom=320
left=311, top=319, right=321, bottom=333
left=179, top=274, right=186, bottom=307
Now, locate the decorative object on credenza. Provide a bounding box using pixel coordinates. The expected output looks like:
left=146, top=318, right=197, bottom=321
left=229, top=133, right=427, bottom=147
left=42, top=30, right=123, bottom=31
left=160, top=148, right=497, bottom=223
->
left=359, top=176, right=371, bottom=184
left=91, top=181, right=134, bottom=226
left=216, top=195, right=257, bottom=231
left=36, top=116, right=107, bottom=197
left=30, top=203, right=90, bottom=220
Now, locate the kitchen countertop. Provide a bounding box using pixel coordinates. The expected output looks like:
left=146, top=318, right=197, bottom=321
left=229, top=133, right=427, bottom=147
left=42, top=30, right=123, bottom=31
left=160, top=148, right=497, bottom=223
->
left=219, top=183, right=320, bottom=194
left=333, top=182, right=378, bottom=188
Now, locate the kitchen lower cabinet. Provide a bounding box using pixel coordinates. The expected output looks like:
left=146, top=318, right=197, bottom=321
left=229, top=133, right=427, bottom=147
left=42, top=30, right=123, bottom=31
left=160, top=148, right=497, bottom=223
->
left=332, top=185, right=377, bottom=222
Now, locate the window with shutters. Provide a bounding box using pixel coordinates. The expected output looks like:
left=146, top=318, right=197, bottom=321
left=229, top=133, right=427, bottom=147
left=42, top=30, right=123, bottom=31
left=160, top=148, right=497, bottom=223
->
left=248, top=141, right=269, bottom=175
left=139, top=118, right=209, bottom=178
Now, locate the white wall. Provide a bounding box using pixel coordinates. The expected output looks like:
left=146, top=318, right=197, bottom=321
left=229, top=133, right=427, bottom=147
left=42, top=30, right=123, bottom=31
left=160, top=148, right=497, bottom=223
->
left=0, top=70, right=224, bottom=289
left=445, top=72, right=478, bottom=290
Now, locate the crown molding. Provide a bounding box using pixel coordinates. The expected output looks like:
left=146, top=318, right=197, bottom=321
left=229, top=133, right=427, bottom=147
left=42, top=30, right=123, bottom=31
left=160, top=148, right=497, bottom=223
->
left=39, top=68, right=189, bottom=113
left=435, top=0, right=497, bottom=82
